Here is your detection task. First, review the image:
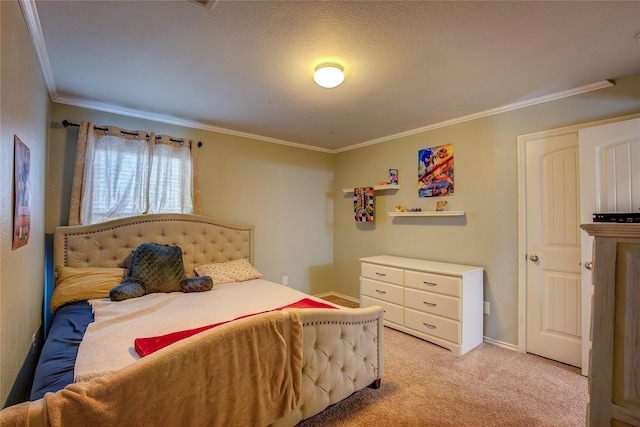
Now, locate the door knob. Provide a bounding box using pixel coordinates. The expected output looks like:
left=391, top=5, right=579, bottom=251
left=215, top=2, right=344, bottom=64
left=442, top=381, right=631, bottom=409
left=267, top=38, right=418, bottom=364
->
left=584, top=261, right=593, bottom=270
left=529, top=254, right=539, bottom=262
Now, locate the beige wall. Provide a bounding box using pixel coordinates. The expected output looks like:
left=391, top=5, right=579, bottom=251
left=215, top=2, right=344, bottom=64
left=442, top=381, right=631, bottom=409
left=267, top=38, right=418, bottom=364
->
left=0, top=1, right=50, bottom=403
left=47, top=103, right=335, bottom=296
left=333, top=73, right=640, bottom=347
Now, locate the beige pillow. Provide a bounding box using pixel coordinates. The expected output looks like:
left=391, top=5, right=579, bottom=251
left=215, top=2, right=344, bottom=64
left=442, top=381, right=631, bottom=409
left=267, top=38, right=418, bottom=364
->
left=194, top=258, right=262, bottom=285
left=50, top=265, right=126, bottom=312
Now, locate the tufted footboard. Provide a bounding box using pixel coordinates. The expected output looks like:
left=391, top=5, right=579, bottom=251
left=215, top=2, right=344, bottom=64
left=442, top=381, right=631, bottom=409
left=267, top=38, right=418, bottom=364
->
left=271, top=305, right=385, bottom=427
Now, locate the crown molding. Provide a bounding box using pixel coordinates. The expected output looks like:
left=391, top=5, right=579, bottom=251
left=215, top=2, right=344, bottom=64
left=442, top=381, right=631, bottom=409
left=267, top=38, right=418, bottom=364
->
left=19, top=0, right=57, bottom=100
left=54, top=79, right=615, bottom=155
left=52, top=97, right=334, bottom=154
left=52, top=80, right=615, bottom=154
left=334, top=79, right=615, bottom=153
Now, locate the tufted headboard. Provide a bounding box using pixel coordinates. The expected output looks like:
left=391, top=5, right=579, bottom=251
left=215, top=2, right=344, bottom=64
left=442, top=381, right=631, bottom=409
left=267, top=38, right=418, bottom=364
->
left=53, top=213, right=255, bottom=279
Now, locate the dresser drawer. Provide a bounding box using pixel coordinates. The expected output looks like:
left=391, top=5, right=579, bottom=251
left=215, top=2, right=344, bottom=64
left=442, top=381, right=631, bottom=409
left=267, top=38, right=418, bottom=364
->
left=405, top=270, right=461, bottom=297
left=404, top=308, right=460, bottom=344
left=361, top=263, right=403, bottom=285
left=360, top=278, right=403, bottom=305
left=361, top=295, right=403, bottom=325
left=404, top=288, right=460, bottom=321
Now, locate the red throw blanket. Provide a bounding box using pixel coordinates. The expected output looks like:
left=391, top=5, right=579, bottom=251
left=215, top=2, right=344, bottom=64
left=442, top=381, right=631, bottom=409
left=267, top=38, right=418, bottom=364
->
left=134, top=298, right=337, bottom=357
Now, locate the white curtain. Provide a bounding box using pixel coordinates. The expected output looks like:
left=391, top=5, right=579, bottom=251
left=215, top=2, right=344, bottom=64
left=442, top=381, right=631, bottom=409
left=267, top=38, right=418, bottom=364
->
left=68, top=122, right=200, bottom=225
left=148, top=135, right=194, bottom=214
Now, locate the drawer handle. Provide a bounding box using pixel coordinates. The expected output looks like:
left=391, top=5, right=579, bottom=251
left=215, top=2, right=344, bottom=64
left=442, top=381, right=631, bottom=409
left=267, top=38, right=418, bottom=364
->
left=422, top=323, right=437, bottom=329
left=375, top=272, right=387, bottom=277
left=423, top=301, right=437, bottom=307
left=423, top=281, right=437, bottom=286
left=375, top=289, right=386, bottom=294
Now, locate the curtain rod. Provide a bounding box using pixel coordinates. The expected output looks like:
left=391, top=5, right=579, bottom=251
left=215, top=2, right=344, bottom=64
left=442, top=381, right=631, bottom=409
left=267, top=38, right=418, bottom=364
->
left=61, top=120, right=203, bottom=148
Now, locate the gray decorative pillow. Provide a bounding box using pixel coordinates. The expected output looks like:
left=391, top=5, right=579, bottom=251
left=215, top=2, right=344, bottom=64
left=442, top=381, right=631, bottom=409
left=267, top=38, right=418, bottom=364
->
left=180, top=276, right=214, bottom=293
left=110, top=243, right=211, bottom=301
left=110, top=280, right=145, bottom=301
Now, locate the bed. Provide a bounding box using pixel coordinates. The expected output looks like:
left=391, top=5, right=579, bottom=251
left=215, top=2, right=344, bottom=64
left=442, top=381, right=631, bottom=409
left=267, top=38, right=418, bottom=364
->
left=1, top=214, right=384, bottom=426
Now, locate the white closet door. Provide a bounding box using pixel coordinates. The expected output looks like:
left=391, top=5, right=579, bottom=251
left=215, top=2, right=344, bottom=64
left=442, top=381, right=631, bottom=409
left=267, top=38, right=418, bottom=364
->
left=579, top=117, right=640, bottom=376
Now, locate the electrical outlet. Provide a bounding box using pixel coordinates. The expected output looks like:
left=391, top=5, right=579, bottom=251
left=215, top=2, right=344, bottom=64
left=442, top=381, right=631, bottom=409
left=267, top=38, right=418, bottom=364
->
left=483, top=301, right=490, bottom=315
left=283, top=276, right=288, bottom=286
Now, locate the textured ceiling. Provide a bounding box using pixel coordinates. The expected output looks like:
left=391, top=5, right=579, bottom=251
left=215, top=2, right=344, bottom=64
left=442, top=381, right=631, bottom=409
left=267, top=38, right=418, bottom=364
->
left=32, top=0, right=640, bottom=152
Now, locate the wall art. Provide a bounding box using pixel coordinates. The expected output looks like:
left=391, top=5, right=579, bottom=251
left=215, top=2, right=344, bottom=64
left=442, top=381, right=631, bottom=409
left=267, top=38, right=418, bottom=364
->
left=354, top=187, right=374, bottom=222
left=13, top=136, right=31, bottom=249
left=418, top=144, right=454, bottom=198
left=389, top=168, right=399, bottom=185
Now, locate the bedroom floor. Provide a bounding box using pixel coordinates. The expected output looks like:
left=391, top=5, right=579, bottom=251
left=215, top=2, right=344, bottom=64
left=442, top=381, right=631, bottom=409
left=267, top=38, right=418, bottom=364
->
left=319, top=295, right=359, bottom=308
left=298, top=324, right=587, bottom=426
left=308, top=293, right=587, bottom=426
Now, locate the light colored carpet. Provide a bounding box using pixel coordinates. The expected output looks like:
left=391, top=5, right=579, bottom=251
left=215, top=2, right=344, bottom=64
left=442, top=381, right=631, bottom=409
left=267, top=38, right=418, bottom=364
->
left=307, top=296, right=588, bottom=426
left=320, top=295, right=360, bottom=308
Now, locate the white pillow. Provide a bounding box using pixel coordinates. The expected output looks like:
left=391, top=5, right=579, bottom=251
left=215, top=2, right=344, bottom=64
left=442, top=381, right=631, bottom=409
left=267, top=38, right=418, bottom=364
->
left=194, top=258, right=262, bottom=285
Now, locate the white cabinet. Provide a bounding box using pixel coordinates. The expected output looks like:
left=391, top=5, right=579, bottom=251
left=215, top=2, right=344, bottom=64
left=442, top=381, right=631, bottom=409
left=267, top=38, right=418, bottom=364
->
left=359, top=255, right=484, bottom=355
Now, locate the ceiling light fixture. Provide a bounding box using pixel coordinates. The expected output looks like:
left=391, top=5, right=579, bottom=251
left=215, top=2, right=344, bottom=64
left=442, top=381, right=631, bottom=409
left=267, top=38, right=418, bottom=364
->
left=314, top=63, right=345, bottom=88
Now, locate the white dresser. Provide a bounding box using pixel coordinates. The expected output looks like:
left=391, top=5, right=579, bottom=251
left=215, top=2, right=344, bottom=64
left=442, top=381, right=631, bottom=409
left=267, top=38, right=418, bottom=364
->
left=359, top=255, right=484, bottom=355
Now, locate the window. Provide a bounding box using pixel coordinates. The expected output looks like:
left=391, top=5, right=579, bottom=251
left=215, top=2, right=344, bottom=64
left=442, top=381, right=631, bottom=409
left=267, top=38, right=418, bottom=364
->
left=70, top=124, right=197, bottom=225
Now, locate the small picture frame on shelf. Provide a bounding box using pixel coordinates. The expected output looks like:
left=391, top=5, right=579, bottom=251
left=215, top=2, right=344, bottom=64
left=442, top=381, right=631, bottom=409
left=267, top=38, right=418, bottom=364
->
left=436, top=201, right=448, bottom=211
left=389, top=168, right=398, bottom=185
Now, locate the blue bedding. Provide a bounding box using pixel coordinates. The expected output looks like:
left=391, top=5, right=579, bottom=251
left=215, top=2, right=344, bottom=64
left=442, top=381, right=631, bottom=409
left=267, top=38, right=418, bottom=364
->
left=30, top=301, right=94, bottom=400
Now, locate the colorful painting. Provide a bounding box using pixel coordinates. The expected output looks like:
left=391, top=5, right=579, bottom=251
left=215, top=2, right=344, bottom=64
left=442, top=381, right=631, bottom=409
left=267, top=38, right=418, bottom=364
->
left=13, top=136, right=31, bottom=249
left=418, top=144, right=454, bottom=198
left=354, top=187, right=374, bottom=222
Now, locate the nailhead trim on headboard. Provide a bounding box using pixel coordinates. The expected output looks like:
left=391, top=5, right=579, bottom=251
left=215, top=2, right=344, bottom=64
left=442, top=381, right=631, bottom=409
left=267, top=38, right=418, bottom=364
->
left=54, top=214, right=255, bottom=279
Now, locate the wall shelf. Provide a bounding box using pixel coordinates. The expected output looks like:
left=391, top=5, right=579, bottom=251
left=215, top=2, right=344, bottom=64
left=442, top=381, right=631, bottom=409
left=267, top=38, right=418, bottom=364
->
left=388, top=211, right=465, bottom=217
left=342, top=184, right=400, bottom=193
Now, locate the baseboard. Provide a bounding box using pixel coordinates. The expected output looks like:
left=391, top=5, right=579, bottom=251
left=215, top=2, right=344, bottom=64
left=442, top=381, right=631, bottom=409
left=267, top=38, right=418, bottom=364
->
left=313, top=291, right=359, bottom=305
left=483, top=336, right=519, bottom=352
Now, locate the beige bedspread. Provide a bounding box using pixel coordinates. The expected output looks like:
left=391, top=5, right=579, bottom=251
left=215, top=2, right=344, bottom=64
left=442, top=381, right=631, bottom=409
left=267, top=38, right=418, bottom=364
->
left=0, top=309, right=302, bottom=427
left=75, top=279, right=331, bottom=381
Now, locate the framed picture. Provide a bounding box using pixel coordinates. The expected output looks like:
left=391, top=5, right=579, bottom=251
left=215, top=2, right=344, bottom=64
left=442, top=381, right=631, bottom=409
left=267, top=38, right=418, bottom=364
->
left=418, top=143, right=454, bottom=198
left=389, top=168, right=399, bottom=185
left=436, top=201, right=448, bottom=211
left=13, top=136, right=31, bottom=250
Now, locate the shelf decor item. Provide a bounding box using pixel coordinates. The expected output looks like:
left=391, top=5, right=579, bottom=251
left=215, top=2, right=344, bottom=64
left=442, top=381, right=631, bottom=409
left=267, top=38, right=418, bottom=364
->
left=418, top=144, right=454, bottom=198
left=389, top=168, right=399, bottom=185
left=354, top=187, right=375, bottom=222
left=436, top=201, right=448, bottom=212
